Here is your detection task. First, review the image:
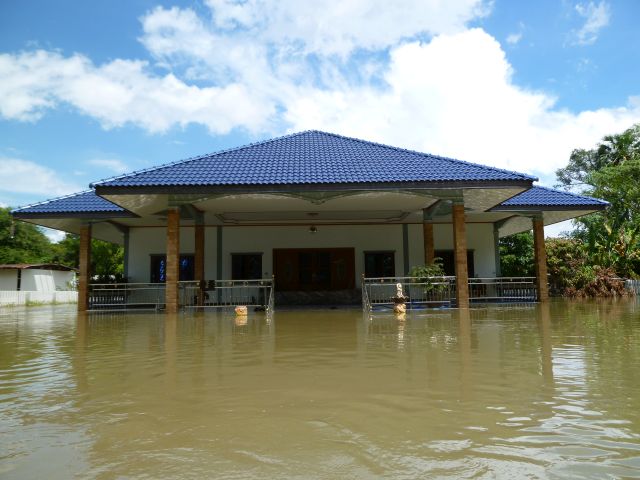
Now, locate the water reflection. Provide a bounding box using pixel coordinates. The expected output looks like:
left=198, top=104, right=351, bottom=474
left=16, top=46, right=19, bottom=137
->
left=0, top=301, right=639, bottom=478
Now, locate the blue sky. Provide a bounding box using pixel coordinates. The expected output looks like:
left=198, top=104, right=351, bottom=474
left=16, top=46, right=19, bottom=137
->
left=1, top=0, right=639, bottom=236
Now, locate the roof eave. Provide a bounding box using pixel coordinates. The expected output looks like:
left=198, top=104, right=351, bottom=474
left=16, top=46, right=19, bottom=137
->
left=490, top=204, right=608, bottom=212
left=95, top=179, right=534, bottom=196
left=12, top=211, right=137, bottom=220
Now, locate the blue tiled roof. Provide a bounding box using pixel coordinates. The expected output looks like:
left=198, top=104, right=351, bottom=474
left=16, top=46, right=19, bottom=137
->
left=12, top=190, right=129, bottom=216
left=497, top=186, right=609, bottom=209
left=94, top=130, right=536, bottom=189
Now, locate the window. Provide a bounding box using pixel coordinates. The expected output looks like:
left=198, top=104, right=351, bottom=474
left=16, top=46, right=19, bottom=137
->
left=231, top=253, right=263, bottom=280
left=150, top=254, right=195, bottom=282
left=364, top=251, right=395, bottom=277
left=433, top=250, right=475, bottom=277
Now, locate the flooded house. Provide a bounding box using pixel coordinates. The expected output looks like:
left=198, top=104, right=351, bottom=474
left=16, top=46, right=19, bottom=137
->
left=11, top=130, right=608, bottom=312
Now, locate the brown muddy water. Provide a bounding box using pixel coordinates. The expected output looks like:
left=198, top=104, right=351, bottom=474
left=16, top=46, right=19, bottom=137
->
left=1, top=301, right=640, bottom=479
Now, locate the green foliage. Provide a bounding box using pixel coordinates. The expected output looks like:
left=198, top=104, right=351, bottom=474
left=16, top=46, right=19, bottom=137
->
left=546, top=238, right=587, bottom=293
left=556, top=123, right=640, bottom=279
left=0, top=207, right=54, bottom=264
left=409, top=259, right=446, bottom=280
left=0, top=209, right=124, bottom=280
left=410, top=260, right=447, bottom=293
left=499, top=232, right=534, bottom=277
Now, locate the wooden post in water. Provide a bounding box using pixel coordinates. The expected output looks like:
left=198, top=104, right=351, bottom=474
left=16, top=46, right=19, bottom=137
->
left=78, top=223, right=91, bottom=312
left=532, top=216, right=549, bottom=302
left=166, top=207, right=180, bottom=314
left=452, top=203, right=469, bottom=309
left=423, top=222, right=435, bottom=265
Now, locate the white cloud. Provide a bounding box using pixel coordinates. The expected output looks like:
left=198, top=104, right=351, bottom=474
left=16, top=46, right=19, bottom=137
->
left=0, top=0, right=638, bottom=182
left=284, top=30, right=640, bottom=177
left=0, top=50, right=274, bottom=134
left=506, top=32, right=522, bottom=45
left=88, top=158, right=129, bottom=174
left=0, top=157, right=82, bottom=197
left=572, top=1, right=610, bottom=45
left=202, top=0, right=490, bottom=56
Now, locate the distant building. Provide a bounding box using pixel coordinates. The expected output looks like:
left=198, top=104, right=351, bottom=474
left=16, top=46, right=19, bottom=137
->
left=0, top=264, right=76, bottom=292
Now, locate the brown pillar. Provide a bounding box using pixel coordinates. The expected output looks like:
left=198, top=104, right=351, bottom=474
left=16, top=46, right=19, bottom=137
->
left=533, top=217, right=549, bottom=302
left=423, top=222, right=435, bottom=264
left=452, top=203, right=469, bottom=308
left=194, top=221, right=205, bottom=306
left=166, top=207, right=180, bottom=314
left=78, top=224, right=91, bottom=312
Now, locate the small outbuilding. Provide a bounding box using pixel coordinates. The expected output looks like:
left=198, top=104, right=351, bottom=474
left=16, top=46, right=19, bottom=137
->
left=0, top=264, right=76, bottom=292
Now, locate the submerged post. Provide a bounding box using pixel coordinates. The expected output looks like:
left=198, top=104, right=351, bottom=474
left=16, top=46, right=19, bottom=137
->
left=166, top=207, right=180, bottom=314
left=452, top=203, right=469, bottom=308
left=532, top=216, right=549, bottom=302
left=78, top=223, right=92, bottom=312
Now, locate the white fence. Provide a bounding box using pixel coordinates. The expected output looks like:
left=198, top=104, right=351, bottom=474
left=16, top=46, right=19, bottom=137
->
left=626, top=280, right=640, bottom=295
left=0, top=290, right=78, bottom=306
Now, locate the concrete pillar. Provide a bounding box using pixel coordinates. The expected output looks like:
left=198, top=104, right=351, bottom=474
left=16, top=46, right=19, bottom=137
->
left=78, top=224, right=91, bottom=312
left=195, top=221, right=205, bottom=306
left=452, top=203, right=469, bottom=308
left=533, top=217, right=549, bottom=302
left=423, top=222, right=435, bottom=265
left=166, top=207, right=180, bottom=314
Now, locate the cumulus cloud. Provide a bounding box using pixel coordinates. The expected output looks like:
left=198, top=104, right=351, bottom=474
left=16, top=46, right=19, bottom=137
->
left=572, top=1, right=610, bottom=45
left=88, top=158, right=130, bottom=174
left=0, top=158, right=82, bottom=197
left=0, top=0, right=638, bottom=182
left=285, top=30, right=640, bottom=178
left=0, top=50, right=273, bottom=134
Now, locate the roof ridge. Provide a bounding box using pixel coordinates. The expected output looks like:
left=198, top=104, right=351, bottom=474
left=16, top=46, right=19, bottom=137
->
left=308, top=130, right=538, bottom=182
left=91, top=130, right=315, bottom=188
left=11, top=189, right=95, bottom=213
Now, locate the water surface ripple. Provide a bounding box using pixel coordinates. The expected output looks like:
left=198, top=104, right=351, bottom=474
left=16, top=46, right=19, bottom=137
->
left=1, top=301, right=639, bottom=478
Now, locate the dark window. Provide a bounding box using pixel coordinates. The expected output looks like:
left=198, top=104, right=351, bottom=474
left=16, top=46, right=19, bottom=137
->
left=150, top=254, right=194, bottom=282
left=364, top=251, right=395, bottom=277
left=434, top=250, right=475, bottom=277
left=232, top=253, right=263, bottom=280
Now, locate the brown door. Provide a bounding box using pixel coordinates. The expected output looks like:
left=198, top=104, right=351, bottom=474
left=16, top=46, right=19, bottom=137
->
left=273, top=248, right=355, bottom=291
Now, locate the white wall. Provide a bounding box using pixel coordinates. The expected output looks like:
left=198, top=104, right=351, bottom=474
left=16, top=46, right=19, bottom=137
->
left=19, top=269, right=76, bottom=292
left=127, top=223, right=497, bottom=284
left=0, top=270, right=17, bottom=290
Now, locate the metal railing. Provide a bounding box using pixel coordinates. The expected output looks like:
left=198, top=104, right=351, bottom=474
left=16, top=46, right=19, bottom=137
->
left=469, top=277, right=537, bottom=302
left=362, top=276, right=456, bottom=311
left=187, top=278, right=275, bottom=313
left=89, top=282, right=166, bottom=310
left=88, top=278, right=274, bottom=312
left=362, top=276, right=539, bottom=311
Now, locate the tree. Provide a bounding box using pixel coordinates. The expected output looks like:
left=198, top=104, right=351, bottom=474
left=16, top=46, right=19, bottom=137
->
left=52, top=233, right=125, bottom=281
left=0, top=207, right=54, bottom=264
left=499, top=232, right=534, bottom=277
left=556, top=123, right=640, bottom=278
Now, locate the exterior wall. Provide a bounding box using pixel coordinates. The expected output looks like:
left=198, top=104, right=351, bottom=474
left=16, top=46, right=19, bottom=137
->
left=127, top=223, right=498, bottom=284
left=0, top=270, right=17, bottom=290
left=0, top=291, right=77, bottom=305
left=19, top=269, right=76, bottom=292
left=433, top=223, right=496, bottom=278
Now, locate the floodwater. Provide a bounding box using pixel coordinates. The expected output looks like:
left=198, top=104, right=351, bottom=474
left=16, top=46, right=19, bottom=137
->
left=1, top=301, right=640, bottom=479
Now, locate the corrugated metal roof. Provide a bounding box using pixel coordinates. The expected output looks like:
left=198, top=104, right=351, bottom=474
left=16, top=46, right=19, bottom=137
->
left=93, top=130, right=537, bottom=188
left=0, top=263, right=76, bottom=271
left=497, top=186, right=609, bottom=208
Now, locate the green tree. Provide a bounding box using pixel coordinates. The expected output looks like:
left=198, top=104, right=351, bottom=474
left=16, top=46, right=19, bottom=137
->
left=556, top=123, right=640, bottom=278
left=0, top=207, right=54, bottom=264
left=499, top=232, right=534, bottom=277
left=52, top=233, right=125, bottom=281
